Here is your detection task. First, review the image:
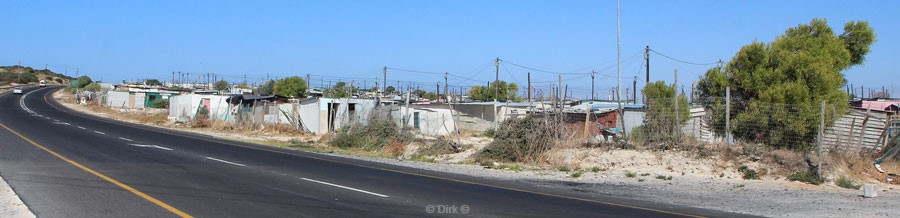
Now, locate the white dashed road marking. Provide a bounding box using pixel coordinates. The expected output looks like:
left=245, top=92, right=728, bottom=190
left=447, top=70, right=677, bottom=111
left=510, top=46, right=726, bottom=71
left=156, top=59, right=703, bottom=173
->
left=118, top=137, right=133, bottom=142
left=300, top=178, right=389, bottom=198
left=93, top=131, right=106, bottom=135
left=77, top=126, right=86, bottom=129
left=128, top=144, right=173, bottom=151
left=205, top=157, right=247, bottom=167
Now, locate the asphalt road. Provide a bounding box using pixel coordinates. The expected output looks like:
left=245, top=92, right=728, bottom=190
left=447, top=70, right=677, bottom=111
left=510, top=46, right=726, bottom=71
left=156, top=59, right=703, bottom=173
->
left=0, top=86, right=753, bottom=217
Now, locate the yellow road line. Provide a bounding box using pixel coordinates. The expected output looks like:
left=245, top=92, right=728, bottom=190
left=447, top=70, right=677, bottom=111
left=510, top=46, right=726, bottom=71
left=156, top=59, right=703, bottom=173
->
left=1, top=91, right=193, bottom=218
left=41, top=88, right=703, bottom=217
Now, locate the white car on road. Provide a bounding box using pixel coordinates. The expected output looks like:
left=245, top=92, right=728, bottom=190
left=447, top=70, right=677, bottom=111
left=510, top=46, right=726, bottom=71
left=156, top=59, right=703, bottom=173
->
left=13, top=88, right=23, bottom=95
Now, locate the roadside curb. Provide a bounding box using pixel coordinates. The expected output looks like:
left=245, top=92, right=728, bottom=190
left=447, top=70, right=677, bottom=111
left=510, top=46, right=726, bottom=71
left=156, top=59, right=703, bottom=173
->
left=0, top=88, right=37, bottom=218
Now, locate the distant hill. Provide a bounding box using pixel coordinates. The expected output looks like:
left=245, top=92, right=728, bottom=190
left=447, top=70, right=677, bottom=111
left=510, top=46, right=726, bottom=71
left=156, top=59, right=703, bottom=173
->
left=0, top=65, right=73, bottom=86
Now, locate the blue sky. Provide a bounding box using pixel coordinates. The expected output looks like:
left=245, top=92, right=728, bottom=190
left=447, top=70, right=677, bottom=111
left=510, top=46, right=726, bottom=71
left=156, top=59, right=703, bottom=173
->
left=2, top=0, right=897, bottom=99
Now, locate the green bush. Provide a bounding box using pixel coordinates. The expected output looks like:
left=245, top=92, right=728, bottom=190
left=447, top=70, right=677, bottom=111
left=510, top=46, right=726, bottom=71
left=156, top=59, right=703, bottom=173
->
left=476, top=115, right=560, bottom=163
left=625, top=171, right=637, bottom=178
left=329, top=115, right=412, bottom=151
left=149, top=98, right=169, bottom=109
left=557, top=166, right=571, bottom=172
left=482, top=128, right=495, bottom=137
left=83, top=83, right=101, bottom=92
left=570, top=171, right=583, bottom=178
left=417, top=137, right=470, bottom=156
left=835, top=176, right=861, bottom=190
left=788, top=166, right=823, bottom=185
left=738, top=165, right=761, bottom=180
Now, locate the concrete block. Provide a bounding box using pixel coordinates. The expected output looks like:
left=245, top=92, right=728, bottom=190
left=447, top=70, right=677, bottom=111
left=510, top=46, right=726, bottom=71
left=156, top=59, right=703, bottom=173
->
left=864, top=184, right=878, bottom=198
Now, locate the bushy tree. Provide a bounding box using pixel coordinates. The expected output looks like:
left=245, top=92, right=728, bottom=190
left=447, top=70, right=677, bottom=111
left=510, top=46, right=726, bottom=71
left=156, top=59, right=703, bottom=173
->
left=17, top=72, right=38, bottom=84
left=213, top=80, right=229, bottom=91
left=146, top=79, right=162, bottom=86
left=274, top=76, right=308, bottom=98
left=385, top=86, right=396, bottom=94
left=258, top=80, right=275, bottom=95
left=83, top=83, right=102, bottom=92
left=696, top=18, right=875, bottom=150
left=75, top=76, right=92, bottom=88
left=325, top=81, right=351, bottom=98
left=468, top=80, right=519, bottom=102
left=636, top=81, right=690, bottom=146
left=424, top=92, right=439, bottom=100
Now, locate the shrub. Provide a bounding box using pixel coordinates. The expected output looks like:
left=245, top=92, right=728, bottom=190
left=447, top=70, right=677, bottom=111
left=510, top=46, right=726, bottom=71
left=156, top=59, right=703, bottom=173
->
left=476, top=115, right=561, bottom=163
left=558, top=166, right=571, bottom=172
left=640, top=173, right=651, bottom=176
left=738, top=165, right=760, bottom=180
left=570, top=171, right=583, bottom=178
left=417, top=137, right=470, bottom=156
left=149, top=98, right=169, bottom=109
left=591, top=166, right=605, bottom=173
left=482, top=128, right=495, bottom=137
left=83, top=83, right=101, bottom=92
left=500, top=163, right=524, bottom=171
left=788, top=166, right=823, bottom=185
left=329, top=114, right=412, bottom=152
left=835, top=176, right=861, bottom=190
left=625, top=171, right=637, bottom=178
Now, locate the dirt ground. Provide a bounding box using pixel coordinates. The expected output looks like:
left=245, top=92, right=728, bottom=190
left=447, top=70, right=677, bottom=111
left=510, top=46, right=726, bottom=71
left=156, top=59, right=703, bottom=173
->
left=56, top=90, right=900, bottom=217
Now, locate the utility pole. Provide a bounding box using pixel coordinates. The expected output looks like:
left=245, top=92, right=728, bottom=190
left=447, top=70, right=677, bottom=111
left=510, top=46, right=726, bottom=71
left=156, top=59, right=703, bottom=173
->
left=674, top=68, right=679, bottom=145
left=444, top=72, right=449, bottom=102
left=527, top=72, right=532, bottom=102
left=558, top=75, right=562, bottom=107
left=633, top=76, right=637, bottom=104
left=591, top=70, right=596, bottom=100
left=616, top=0, right=626, bottom=141
left=645, top=46, right=650, bottom=85
left=306, top=74, right=311, bottom=92
left=494, top=57, right=500, bottom=102
left=383, top=67, right=388, bottom=99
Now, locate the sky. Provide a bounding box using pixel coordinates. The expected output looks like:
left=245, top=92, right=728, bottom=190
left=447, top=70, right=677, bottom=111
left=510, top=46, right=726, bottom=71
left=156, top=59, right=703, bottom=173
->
left=2, top=0, right=898, bottom=99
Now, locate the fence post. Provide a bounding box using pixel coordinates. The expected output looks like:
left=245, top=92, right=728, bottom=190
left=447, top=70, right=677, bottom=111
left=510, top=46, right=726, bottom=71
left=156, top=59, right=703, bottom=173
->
left=817, top=100, right=825, bottom=180
left=674, top=69, right=679, bottom=146
left=725, top=87, right=731, bottom=147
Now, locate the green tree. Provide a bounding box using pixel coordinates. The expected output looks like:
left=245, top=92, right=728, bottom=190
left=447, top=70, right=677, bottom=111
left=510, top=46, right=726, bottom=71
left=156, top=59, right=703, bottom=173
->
left=413, top=89, right=426, bottom=98
left=636, top=81, right=690, bottom=146
left=213, top=80, right=229, bottom=91
left=258, top=80, right=275, bottom=95
left=74, top=76, right=92, bottom=88
left=146, top=79, right=163, bottom=86
left=326, top=81, right=351, bottom=98
left=17, top=72, right=38, bottom=84
left=424, top=92, right=439, bottom=100
left=274, top=76, right=308, bottom=98
left=696, top=18, right=875, bottom=150
left=385, top=86, right=396, bottom=94
left=83, top=83, right=102, bottom=92
left=468, top=80, right=519, bottom=102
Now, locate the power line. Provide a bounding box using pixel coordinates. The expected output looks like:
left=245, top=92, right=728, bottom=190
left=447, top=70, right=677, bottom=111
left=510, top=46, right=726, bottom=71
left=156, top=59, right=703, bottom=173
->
left=500, top=59, right=590, bottom=76
left=649, top=49, right=718, bottom=66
